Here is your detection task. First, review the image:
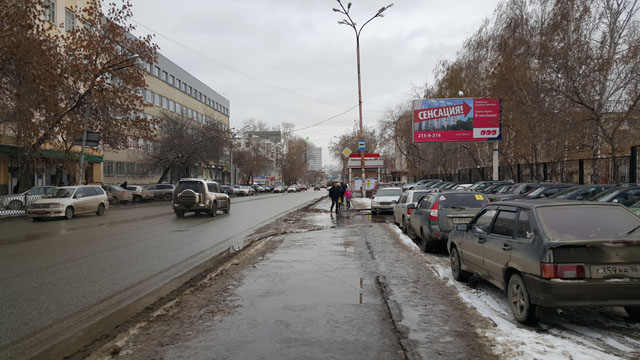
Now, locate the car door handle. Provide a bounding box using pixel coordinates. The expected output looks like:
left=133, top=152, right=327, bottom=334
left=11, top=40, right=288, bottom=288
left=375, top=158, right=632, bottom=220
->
left=477, top=237, right=486, bottom=244
left=502, top=244, right=512, bottom=251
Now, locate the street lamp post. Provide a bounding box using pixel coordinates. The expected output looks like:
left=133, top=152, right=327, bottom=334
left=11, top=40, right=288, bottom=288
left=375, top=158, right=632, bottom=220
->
left=333, top=1, right=393, bottom=198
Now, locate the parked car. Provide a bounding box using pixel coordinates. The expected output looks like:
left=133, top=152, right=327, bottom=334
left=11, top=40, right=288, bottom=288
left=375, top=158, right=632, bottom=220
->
left=547, top=184, right=614, bottom=201
left=27, top=185, right=108, bottom=220
left=2, top=186, right=56, bottom=210
left=172, top=179, right=230, bottom=217
left=287, top=185, right=298, bottom=193
left=371, top=187, right=403, bottom=214
left=101, top=185, right=133, bottom=205
left=594, top=186, right=640, bottom=208
left=145, top=183, right=175, bottom=201
left=313, top=185, right=321, bottom=190
left=407, top=191, right=489, bottom=252
left=393, top=190, right=429, bottom=233
left=448, top=200, right=640, bottom=324
left=125, top=185, right=154, bottom=202
left=372, top=182, right=393, bottom=194
left=488, top=182, right=542, bottom=202
left=468, top=180, right=513, bottom=192
left=273, top=185, right=285, bottom=193
left=516, top=183, right=575, bottom=200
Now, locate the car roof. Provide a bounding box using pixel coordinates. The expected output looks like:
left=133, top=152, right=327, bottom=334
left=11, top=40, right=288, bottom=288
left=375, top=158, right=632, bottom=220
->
left=489, top=199, right=625, bottom=209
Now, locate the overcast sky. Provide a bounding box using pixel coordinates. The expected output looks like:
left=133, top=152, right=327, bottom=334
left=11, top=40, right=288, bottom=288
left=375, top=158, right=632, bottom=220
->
left=128, top=0, right=501, bottom=167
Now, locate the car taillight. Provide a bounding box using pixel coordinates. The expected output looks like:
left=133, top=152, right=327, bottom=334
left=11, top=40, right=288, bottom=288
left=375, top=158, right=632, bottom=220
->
left=122, top=191, right=125, bottom=197
left=540, top=264, right=586, bottom=279
left=429, top=201, right=439, bottom=221
left=407, top=208, right=414, bottom=216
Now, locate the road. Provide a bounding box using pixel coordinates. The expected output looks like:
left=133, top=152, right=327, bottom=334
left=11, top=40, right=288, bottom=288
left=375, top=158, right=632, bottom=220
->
left=0, top=190, right=325, bottom=360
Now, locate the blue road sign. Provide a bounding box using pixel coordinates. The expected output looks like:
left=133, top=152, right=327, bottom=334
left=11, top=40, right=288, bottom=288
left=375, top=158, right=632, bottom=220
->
left=358, top=140, right=365, bottom=151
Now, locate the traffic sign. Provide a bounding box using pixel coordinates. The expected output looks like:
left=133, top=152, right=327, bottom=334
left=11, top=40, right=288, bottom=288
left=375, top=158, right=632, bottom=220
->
left=358, top=140, right=365, bottom=151
left=342, top=147, right=352, bottom=157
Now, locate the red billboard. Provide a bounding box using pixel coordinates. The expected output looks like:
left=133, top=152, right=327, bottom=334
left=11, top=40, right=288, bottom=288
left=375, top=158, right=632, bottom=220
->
left=412, top=98, right=501, bottom=142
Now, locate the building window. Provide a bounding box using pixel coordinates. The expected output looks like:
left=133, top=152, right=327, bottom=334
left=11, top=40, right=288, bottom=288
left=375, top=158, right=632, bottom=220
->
left=188, top=86, right=192, bottom=96
left=116, top=162, right=125, bottom=175
left=169, top=100, right=175, bottom=112
left=145, top=62, right=151, bottom=73
left=198, top=92, right=202, bottom=101
left=175, top=103, right=181, bottom=114
left=176, top=79, right=181, bottom=89
left=104, top=161, right=113, bottom=175
left=161, top=96, right=168, bottom=109
left=169, top=75, right=175, bottom=85
left=153, top=66, right=160, bottom=77
left=44, top=0, right=55, bottom=23
left=145, top=89, right=153, bottom=103
left=154, top=93, right=160, bottom=106
left=182, top=82, right=187, bottom=92
left=161, top=70, right=168, bottom=82
left=127, top=162, right=136, bottom=174
left=64, top=9, right=75, bottom=31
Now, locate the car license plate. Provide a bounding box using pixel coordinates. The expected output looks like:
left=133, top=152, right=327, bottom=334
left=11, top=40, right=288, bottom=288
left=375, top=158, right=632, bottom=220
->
left=451, top=217, right=471, bottom=224
left=591, top=264, right=640, bottom=278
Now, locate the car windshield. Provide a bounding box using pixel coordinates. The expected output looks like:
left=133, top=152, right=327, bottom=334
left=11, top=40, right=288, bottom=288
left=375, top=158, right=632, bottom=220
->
left=411, top=192, right=428, bottom=202
left=548, top=187, right=582, bottom=199
left=593, top=188, right=626, bottom=202
left=438, top=193, right=489, bottom=208
left=525, top=186, right=552, bottom=198
left=46, top=189, right=73, bottom=198
left=376, top=189, right=402, bottom=197
left=537, top=205, right=640, bottom=240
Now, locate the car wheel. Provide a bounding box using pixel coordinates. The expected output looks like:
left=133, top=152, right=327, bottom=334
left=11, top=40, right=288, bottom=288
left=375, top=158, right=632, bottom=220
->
left=175, top=210, right=185, bottom=218
left=420, top=230, right=431, bottom=252
left=450, top=246, right=470, bottom=282
left=224, top=201, right=230, bottom=214
left=64, top=206, right=74, bottom=220
left=625, top=307, right=640, bottom=321
left=96, top=203, right=105, bottom=216
left=133, top=195, right=142, bottom=203
left=508, top=273, right=538, bottom=324
left=371, top=209, right=377, bottom=215
left=111, top=197, right=119, bottom=205
left=8, top=200, right=23, bottom=210
left=402, top=217, right=408, bottom=234
left=210, top=201, right=218, bottom=217
left=163, top=193, right=172, bottom=201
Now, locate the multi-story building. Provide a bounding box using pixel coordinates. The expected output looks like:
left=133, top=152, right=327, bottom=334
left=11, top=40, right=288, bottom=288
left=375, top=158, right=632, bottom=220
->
left=307, top=143, right=322, bottom=171
left=0, top=0, right=230, bottom=194
left=236, top=131, right=282, bottom=184
left=102, top=53, right=230, bottom=185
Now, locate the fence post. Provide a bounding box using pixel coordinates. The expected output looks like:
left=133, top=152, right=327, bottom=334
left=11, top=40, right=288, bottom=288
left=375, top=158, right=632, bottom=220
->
left=543, top=162, right=548, bottom=181
left=630, top=146, right=638, bottom=184
left=517, top=164, right=521, bottom=183
left=579, top=159, right=584, bottom=184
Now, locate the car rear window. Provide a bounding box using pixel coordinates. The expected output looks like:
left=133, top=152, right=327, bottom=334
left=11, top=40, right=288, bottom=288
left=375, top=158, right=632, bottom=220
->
left=377, top=189, right=402, bottom=197
left=176, top=181, right=204, bottom=193
left=438, top=193, right=489, bottom=208
left=537, top=205, right=640, bottom=240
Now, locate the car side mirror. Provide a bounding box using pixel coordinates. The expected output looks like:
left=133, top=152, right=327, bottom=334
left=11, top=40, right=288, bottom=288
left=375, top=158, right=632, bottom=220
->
left=456, top=223, right=469, bottom=231
left=613, top=199, right=619, bottom=203
left=407, top=203, right=416, bottom=210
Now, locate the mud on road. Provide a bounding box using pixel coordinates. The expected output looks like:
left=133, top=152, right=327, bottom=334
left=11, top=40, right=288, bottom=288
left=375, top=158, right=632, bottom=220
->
left=84, top=198, right=497, bottom=360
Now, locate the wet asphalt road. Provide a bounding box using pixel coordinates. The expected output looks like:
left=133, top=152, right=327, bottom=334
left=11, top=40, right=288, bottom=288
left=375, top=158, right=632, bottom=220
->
left=0, top=191, right=325, bottom=360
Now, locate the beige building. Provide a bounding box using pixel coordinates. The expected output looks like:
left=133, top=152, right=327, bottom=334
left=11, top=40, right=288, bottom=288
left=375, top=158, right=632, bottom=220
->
left=102, top=53, right=230, bottom=185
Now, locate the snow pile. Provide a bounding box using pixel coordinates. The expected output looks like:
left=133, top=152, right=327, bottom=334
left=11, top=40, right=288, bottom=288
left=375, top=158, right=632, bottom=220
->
left=386, top=224, right=626, bottom=360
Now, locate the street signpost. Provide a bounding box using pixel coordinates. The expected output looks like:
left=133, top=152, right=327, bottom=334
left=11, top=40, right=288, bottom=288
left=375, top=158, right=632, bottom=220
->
left=358, top=140, right=365, bottom=151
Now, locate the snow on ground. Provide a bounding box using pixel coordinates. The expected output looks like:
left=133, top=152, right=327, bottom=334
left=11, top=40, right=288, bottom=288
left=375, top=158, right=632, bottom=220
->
left=386, top=224, right=640, bottom=360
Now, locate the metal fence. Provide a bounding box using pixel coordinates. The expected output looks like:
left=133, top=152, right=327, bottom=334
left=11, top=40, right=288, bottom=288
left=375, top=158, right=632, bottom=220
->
left=0, top=194, right=46, bottom=217
left=422, top=148, right=640, bottom=185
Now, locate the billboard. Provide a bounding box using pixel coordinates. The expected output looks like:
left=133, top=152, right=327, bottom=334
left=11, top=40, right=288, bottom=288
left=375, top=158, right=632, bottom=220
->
left=412, top=98, right=501, bottom=142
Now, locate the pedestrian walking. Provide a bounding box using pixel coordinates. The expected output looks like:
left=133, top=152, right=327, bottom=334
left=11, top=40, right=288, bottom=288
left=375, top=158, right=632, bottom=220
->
left=345, top=186, right=352, bottom=210
left=329, top=183, right=341, bottom=214
left=120, top=180, right=128, bottom=189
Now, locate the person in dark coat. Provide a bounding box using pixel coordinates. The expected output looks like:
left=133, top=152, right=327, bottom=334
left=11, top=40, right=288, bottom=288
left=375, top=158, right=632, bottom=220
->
left=120, top=181, right=128, bottom=189
left=329, top=183, right=341, bottom=214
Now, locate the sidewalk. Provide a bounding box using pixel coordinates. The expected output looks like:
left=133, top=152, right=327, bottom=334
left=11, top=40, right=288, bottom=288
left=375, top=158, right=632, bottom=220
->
left=88, top=198, right=495, bottom=360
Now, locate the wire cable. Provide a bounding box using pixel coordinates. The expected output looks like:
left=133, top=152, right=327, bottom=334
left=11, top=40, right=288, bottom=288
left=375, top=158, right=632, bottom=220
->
left=132, top=19, right=350, bottom=108
left=290, top=104, right=359, bottom=133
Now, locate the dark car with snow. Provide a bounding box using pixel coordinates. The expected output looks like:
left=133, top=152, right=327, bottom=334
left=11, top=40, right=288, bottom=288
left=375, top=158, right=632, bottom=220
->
left=448, top=200, right=640, bottom=324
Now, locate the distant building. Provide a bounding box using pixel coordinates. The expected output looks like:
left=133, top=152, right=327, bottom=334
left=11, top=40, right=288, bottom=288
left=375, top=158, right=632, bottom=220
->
left=307, top=144, right=322, bottom=171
